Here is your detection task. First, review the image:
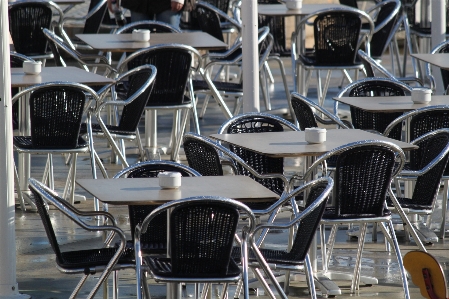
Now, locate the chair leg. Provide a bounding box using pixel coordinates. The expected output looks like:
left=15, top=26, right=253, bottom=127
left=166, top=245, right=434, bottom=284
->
left=172, top=108, right=190, bottom=161
left=264, top=61, right=275, bottom=84
left=252, top=267, right=277, bottom=299
left=13, top=162, right=27, bottom=211
left=351, top=223, right=367, bottom=292
left=304, top=254, right=318, bottom=299
left=440, top=179, right=448, bottom=239
left=199, top=95, right=211, bottom=119
left=69, top=274, right=89, bottom=299
left=135, top=129, right=146, bottom=162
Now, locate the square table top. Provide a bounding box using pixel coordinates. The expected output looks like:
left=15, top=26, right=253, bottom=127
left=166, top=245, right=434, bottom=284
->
left=258, top=3, right=346, bottom=16
left=411, top=53, right=449, bottom=70
left=75, top=32, right=229, bottom=52
left=210, top=129, right=418, bottom=158
left=11, top=66, right=114, bottom=88
left=334, top=95, right=449, bottom=112
left=77, top=176, right=279, bottom=205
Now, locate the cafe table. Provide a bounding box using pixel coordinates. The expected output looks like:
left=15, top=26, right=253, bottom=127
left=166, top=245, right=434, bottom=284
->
left=77, top=175, right=279, bottom=299
left=210, top=129, right=417, bottom=296
left=411, top=53, right=449, bottom=71
left=12, top=66, right=114, bottom=193
left=75, top=32, right=229, bottom=52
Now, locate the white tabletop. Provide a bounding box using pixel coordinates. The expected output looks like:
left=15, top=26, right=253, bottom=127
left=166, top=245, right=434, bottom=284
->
left=258, top=3, right=345, bottom=16
left=77, top=176, right=279, bottom=205
left=75, top=32, right=229, bottom=52
left=335, top=95, right=449, bottom=112
left=11, top=66, right=114, bottom=88
left=210, top=129, right=417, bottom=158
left=411, top=53, right=449, bottom=70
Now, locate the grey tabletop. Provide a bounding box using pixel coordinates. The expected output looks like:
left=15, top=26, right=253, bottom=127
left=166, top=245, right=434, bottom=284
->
left=334, top=95, right=449, bottom=112
left=75, top=32, right=229, bottom=52
left=411, top=53, right=449, bottom=70
left=11, top=66, right=114, bottom=88
left=210, top=129, right=418, bottom=158
left=77, top=176, right=279, bottom=205
left=258, top=3, right=346, bottom=16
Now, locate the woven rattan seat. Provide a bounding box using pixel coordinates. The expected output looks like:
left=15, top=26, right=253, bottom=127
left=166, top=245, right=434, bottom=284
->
left=135, top=197, right=256, bottom=299
left=113, top=161, right=201, bottom=255
left=29, top=178, right=134, bottom=299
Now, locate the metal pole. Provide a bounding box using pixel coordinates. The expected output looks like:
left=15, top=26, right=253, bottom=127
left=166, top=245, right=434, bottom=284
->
left=0, top=1, right=29, bottom=298
left=431, top=0, right=446, bottom=94
left=241, top=0, right=260, bottom=113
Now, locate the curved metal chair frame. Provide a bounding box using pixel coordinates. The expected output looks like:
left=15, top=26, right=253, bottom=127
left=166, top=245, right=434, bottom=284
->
left=291, top=6, right=375, bottom=106
left=357, top=49, right=424, bottom=87
left=81, top=64, right=157, bottom=167
left=43, top=28, right=116, bottom=77
left=60, top=0, right=108, bottom=50
left=12, top=82, right=107, bottom=208
left=243, top=177, right=333, bottom=299
left=28, top=178, right=134, bottom=299
left=135, top=196, right=256, bottom=299
left=290, top=92, right=352, bottom=130
left=117, top=44, right=202, bottom=161
left=385, top=108, right=449, bottom=239
left=335, top=77, right=412, bottom=139
left=8, top=0, right=64, bottom=62
left=425, top=40, right=449, bottom=94
left=302, top=140, right=411, bottom=296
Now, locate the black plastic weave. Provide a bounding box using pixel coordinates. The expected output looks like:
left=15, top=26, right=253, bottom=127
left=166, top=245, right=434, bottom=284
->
left=9, top=2, right=52, bottom=56
left=369, top=2, right=399, bottom=59
left=301, top=11, right=362, bottom=66
left=146, top=201, right=240, bottom=278
left=436, top=44, right=449, bottom=91
left=348, top=80, right=406, bottom=139
left=122, top=163, right=198, bottom=254
left=14, top=86, right=86, bottom=149
left=226, top=116, right=285, bottom=196
left=258, top=0, right=290, bottom=56
left=325, top=145, right=396, bottom=219
left=183, top=136, right=224, bottom=176
left=31, top=186, right=133, bottom=271
left=127, top=48, right=191, bottom=106
left=291, top=97, right=318, bottom=131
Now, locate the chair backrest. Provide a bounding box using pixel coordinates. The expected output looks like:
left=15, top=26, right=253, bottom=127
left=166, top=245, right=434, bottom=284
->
left=257, top=0, right=288, bottom=56
left=218, top=113, right=298, bottom=195
left=339, top=0, right=358, bottom=8
left=337, top=78, right=412, bottom=140
left=312, top=9, right=363, bottom=65
left=10, top=52, right=34, bottom=67
left=8, top=0, right=61, bottom=56
left=183, top=134, right=224, bottom=176
left=369, top=0, right=401, bottom=58
left=410, top=130, right=449, bottom=206
left=82, top=0, right=108, bottom=34
left=114, top=161, right=200, bottom=251
left=428, top=40, right=449, bottom=92
left=140, top=197, right=253, bottom=277
left=120, top=44, right=200, bottom=106
left=196, top=2, right=226, bottom=43
left=116, top=67, right=156, bottom=132
left=29, top=85, right=86, bottom=149
left=116, top=20, right=181, bottom=34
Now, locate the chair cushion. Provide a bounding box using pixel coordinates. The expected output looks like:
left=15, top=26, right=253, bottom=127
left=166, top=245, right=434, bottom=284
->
left=13, top=136, right=88, bottom=150
left=231, top=246, right=305, bottom=266
left=144, top=256, right=241, bottom=279
left=386, top=196, right=433, bottom=210
left=322, top=207, right=392, bottom=220
left=57, top=247, right=134, bottom=270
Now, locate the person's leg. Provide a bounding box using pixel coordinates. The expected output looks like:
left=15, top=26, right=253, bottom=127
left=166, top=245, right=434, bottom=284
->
left=155, top=9, right=182, bottom=30
left=131, top=11, right=152, bottom=22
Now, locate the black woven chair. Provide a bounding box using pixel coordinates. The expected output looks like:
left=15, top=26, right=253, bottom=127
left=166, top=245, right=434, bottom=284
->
left=218, top=113, right=298, bottom=199
left=183, top=132, right=289, bottom=213
left=117, top=44, right=202, bottom=161
left=135, top=196, right=256, bottom=299
left=291, top=7, right=374, bottom=106
left=335, top=77, right=412, bottom=140
left=231, top=177, right=333, bottom=299
left=384, top=107, right=449, bottom=240
left=12, top=82, right=107, bottom=206
left=8, top=0, right=64, bottom=62
left=79, top=64, right=157, bottom=166
left=303, top=140, right=410, bottom=294
left=425, top=40, right=449, bottom=93
left=28, top=178, right=134, bottom=299
left=113, top=161, right=200, bottom=256
left=60, top=0, right=108, bottom=50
